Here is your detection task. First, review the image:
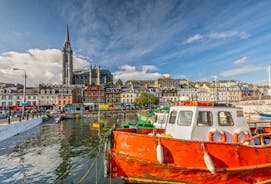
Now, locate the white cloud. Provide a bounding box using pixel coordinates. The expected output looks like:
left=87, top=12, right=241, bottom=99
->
left=118, top=65, right=136, bottom=72
left=0, top=49, right=89, bottom=86
left=208, top=31, right=249, bottom=40
left=142, top=65, right=157, bottom=72
left=233, top=56, right=248, bottom=65
left=113, top=64, right=169, bottom=82
left=185, top=34, right=203, bottom=44
left=220, top=65, right=264, bottom=77
left=185, top=31, right=249, bottom=44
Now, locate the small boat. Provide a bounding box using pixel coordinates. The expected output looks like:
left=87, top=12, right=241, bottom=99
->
left=54, top=117, right=60, bottom=123
left=92, top=122, right=103, bottom=129
left=124, top=107, right=169, bottom=129
left=123, top=121, right=155, bottom=128
left=123, top=109, right=155, bottom=128
left=137, top=111, right=153, bottom=124
left=92, top=103, right=105, bottom=129
left=104, top=101, right=271, bottom=183
left=152, top=106, right=169, bottom=129
left=258, top=112, right=271, bottom=118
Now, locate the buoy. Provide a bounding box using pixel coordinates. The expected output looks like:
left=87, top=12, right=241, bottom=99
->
left=156, top=142, right=164, bottom=164
left=203, top=152, right=215, bottom=174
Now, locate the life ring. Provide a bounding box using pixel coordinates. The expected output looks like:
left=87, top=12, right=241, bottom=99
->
left=233, top=131, right=250, bottom=143
left=208, top=130, right=227, bottom=142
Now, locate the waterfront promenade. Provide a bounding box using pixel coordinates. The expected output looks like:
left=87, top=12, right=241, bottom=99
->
left=0, top=117, right=20, bottom=125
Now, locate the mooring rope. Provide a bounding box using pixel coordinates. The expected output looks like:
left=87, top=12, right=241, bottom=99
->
left=77, top=125, right=114, bottom=184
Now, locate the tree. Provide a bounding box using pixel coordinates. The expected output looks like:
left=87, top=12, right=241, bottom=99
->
left=116, top=79, right=123, bottom=87
left=106, top=81, right=114, bottom=86
left=134, top=93, right=159, bottom=107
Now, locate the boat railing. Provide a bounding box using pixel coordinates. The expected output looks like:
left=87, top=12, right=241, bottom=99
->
left=116, top=128, right=165, bottom=135
left=243, top=132, right=271, bottom=145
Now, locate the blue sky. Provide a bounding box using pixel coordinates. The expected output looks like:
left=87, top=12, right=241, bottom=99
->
left=1, top=0, right=271, bottom=85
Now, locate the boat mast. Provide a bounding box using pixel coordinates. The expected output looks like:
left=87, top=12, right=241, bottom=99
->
left=268, top=66, right=271, bottom=89
left=214, top=76, right=218, bottom=103
left=98, top=85, right=100, bottom=121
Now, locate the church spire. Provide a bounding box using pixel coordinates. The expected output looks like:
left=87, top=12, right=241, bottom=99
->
left=65, top=24, right=70, bottom=43
left=62, top=24, right=73, bottom=85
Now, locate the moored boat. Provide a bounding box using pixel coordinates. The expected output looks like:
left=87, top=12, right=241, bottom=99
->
left=258, top=112, right=271, bottom=118
left=104, top=101, right=271, bottom=183
left=152, top=107, right=169, bottom=129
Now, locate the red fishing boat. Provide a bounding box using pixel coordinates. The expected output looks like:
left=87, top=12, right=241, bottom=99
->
left=104, top=101, right=271, bottom=184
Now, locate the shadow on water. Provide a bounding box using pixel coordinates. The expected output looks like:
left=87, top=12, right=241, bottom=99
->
left=0, top=115, right=137, bottom=184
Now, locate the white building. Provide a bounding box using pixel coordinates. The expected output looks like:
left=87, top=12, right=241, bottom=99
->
left=0, top=87, right=38, bottom=108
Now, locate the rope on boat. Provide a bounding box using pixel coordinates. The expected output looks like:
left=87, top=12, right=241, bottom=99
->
left=77, top=125, right=115, bottom=184
left=53, top=147, right=98, bottom=184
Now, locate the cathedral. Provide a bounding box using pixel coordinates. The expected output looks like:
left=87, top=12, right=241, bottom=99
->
left=62, top=25, right=113, bottom=86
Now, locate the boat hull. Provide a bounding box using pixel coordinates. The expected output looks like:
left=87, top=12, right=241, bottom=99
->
left=107, top=128, right=271, bottom=184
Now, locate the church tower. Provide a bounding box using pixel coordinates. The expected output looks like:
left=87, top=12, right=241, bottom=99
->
left=62, top=24, right=73, bottom=85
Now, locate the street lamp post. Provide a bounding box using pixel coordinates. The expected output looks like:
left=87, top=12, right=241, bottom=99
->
left=13, top=68, right=27, bottom=119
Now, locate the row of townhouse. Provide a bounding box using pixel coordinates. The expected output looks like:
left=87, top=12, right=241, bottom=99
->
left=0, top=78, right=266, bottom=109
left=0, top=85, right=259, bottom=109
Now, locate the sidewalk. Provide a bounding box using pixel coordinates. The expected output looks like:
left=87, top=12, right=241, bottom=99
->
left=0, top=117, right=20, bottom=126
left=0, top=116, right=42, bottom=126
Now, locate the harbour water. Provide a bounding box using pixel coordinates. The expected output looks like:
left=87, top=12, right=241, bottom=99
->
left=0, top=115, right=136, bottom=184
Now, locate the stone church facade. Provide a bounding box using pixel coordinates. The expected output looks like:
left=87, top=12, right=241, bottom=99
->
left=62, top=25, right=113, bottom=86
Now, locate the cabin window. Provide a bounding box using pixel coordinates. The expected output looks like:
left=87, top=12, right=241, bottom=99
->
left=218, top=111, right=234, bottom=126
left=155, top=114, right=166, bottom=124
left=197, top=111, right=212, bottom=126
left=177, top=111, right=193, bottom=126
left=169, top=110, right=177, bottom=124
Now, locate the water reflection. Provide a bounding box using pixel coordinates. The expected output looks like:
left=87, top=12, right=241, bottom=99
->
left=0, top=115, right=136, bottom=183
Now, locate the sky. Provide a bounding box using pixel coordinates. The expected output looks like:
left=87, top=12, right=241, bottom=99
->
left=1, top=0, right=271, bottom=86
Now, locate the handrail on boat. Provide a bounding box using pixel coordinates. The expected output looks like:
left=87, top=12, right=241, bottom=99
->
left=242, top=133, right=271, bottom=145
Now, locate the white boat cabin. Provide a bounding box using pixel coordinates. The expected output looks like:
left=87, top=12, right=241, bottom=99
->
left=165, top=101, right=251, bottom=144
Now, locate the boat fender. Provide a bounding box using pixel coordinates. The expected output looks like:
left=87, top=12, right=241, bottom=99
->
left=156, top=142, right=164, bottom=164
left=203, top=152, right=215, bottom=174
